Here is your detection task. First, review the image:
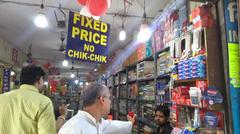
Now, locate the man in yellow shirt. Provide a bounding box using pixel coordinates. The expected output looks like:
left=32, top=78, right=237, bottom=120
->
left=0, top=66, right=56, bottom=134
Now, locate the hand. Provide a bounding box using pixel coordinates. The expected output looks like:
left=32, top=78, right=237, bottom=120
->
left=127, top=114, right=136, bottom=124
left=59, top=104, right=69, bottom=117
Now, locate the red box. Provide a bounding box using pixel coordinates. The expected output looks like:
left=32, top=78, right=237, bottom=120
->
left=191, top=6, right=211, bottom=19
left=177, top=86, right=190, bottom=95
left=196, top=80, right=208, bottom=91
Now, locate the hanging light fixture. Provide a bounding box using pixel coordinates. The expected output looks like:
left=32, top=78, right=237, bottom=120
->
left=62, top=60, right=68, bottom=67
left=70, top=73, right=75, bottom=78
left=137, top=0, right=151, bottom=42
left=119, top=0, right=127, bottom=41
left=34, top=0, right=48, bottom=28
left=74, top=80, right=79, bottom=84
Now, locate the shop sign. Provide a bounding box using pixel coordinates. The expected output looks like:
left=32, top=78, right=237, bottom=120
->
left=66, top=11, right=110, bottom=64
left=2, top=68, right=10, bottom=93
left=224, top=0, right=240, bottom=88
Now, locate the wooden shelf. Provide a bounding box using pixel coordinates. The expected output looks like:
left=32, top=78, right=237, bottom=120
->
left=137, top=56, right=154, bottom=63
left=119, top=97, right=128, bottom=100
left=127, top=79, right=137, bottom=84
left=156, top=73, right=170, bottom=79
left=174, top=78, right=207, bottom=84
left=128, top=98, right=137, bottom=101
left=139, top=99, right=155, bottom=103
left=138, top=77, right=155, bottom=82
left=156, top=46, right=170, bottom=55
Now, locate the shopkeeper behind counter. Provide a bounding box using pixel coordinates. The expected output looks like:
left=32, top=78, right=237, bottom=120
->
left=155, top=105, right=173, bottom=134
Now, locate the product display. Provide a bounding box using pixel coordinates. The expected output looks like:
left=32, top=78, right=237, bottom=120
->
left=105, top=1, right=227, bottom=134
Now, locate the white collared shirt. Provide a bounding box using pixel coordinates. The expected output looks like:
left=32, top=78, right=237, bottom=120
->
left=58, top=110, right=133, bottom=134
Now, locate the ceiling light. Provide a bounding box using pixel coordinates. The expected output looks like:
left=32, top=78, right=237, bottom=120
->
left=119, top=29, right=126, bottom=41
left=75, top=80, right=79, bottom=84
left=34, top=13, right=48, bottom=28
left=137, top=23, right=151, bottom=42
left=94, top=68, right=98, bottom=72
left=62, top=60, right=68, bottom=67
left=44, top=81, right=48, bottom=85
left=70, top=73, right=75, bottom=78
left=86, top=82, right=89, bottom=85
left=11, top=71, right=15, bottom=76
left=79, top=82, right=83, bottom=86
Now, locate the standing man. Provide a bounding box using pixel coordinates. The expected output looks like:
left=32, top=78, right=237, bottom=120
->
left=58, top=83, right=135, bottom=134
left=0, top=66, right=56, bottom=134
left=154, top=105, right=173, bottom=134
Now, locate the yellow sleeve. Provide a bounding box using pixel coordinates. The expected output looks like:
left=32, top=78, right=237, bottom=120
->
left=38, top=99, right=57, bottom=134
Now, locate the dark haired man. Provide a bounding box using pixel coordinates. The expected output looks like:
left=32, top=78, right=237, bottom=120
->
left=155, top=105, right=173, bottom=134
left=0, top=66, right=56, bottom=134
left=58, top=82, right=135, bottom=134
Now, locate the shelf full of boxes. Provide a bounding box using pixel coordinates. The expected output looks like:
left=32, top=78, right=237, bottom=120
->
left=104, top=0, right=226, bottom=134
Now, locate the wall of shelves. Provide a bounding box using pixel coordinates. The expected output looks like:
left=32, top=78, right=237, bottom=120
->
left=105, top=1, right=227, bottom=134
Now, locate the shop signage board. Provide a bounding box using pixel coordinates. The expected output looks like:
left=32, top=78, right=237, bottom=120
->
left=66, top=11, right=110, bottom=64
left=224, top=0, right=240, bottom=133
left=2, top=68, right=10, bottom=93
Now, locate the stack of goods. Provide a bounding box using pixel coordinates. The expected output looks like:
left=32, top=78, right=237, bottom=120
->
left=120, top=73, right=126, bottom=84
left=128, top=69, right=137, bottom=81
left=190, top=5, right=214, bottom=29
left=139, top=83, right=155, bottom=101
left=157, top=52, right=172, bottom=75
left=137, top=61, right=154, bottom=79
left=119, top=85, right=127, bottom=98
left=145, top=39, right=153, bottom=58
left=178, top=55, right=206, bottom=80
left=128, top=101, right=137, bottom=114
left=107, top=76, right=113, bottom=86
left=172, top=86, right=191, bottom=106
left=140, top=104, right=155, bottom=121
left=119, top=100, right=127, bottom=114
left=137, top=43, right=146, bottom=61
left=114, top=75, right=119, bottom=85
left=129, top=84, right=138, bottom=99
left=156, top=80, right=170, bottom=105
left=153, top=24, right=164, bottom=53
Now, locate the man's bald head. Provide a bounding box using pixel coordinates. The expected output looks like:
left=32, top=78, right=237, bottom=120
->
left=81, top=82, right=108, bottom=107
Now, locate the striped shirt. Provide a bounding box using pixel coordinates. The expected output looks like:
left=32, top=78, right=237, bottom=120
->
left=0, top=84, right=56, bottom=134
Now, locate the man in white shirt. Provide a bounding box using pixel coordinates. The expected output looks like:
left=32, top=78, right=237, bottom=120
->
left=58, top=83, right=135, bottom=134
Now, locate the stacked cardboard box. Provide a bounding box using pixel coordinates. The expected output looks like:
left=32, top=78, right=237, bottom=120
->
left=137, top=61, right=154, bottom=79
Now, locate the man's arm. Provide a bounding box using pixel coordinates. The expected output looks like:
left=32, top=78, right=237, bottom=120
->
left=37, top=99, right=56, bottom=134
left=102, top=115, right=136, bottom=134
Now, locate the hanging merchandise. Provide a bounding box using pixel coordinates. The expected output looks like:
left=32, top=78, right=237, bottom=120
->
left=80, top=6, right=100, bottom=20
left=76, top=0, right=87, bottom=5
left=2, top=68, right=11, bottom=93
left=86, top=0, right=108, bottom=16
left=202, top=86, right=223, bottom=106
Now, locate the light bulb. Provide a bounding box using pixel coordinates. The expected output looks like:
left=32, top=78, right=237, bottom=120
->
left=94, top=68, right=98, bottom=71
left=119, top=29, right=126, bottom=41
left=86, top=82, right=89, bottom=85
left=44, top=81, right=48, bottom=85
left=79, top=82, right=83, bottom=86
left=70, top=73, right=75, bottom=78
left=62, top=60, right=68, bottom=67
left=34, top=13, right=48, bottom=28
left=11, top=71, right=15, bottom=76
left=137, top=24, right=151, bottom=42
left=75, top=80, right=79, bottom=84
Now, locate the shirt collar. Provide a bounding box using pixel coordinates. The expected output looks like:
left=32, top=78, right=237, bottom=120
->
left=77, top=110, right=102, bottom=126
left=19, top=84, right=39, bottom=93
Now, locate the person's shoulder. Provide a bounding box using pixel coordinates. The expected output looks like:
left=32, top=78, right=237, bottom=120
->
left=59, top=114, right=84, bottom=133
